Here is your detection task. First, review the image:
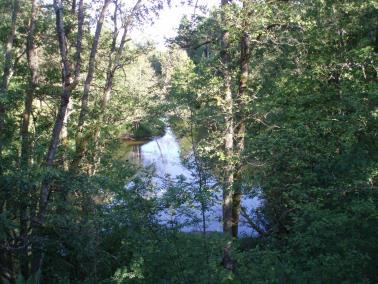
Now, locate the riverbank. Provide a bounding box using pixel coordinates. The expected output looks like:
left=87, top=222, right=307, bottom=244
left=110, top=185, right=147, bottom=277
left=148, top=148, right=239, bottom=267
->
left=121, top=118, right=166, bottom=143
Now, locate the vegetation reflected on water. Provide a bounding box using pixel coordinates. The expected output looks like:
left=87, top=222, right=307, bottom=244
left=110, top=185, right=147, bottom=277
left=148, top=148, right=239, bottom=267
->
left=121, top=125, right=260, bottom=234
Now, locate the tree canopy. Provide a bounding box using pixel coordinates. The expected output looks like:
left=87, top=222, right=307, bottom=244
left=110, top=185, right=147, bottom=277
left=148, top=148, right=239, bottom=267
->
left=0, top=0, right=377, bottom=283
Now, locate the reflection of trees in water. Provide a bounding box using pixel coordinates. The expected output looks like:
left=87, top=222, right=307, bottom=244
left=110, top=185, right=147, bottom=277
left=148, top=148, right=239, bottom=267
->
left=125, top=128, right=260, bottom=235
left=131, top=145, right=142, bottom=164
left=154, top=140, right=166, bottom=164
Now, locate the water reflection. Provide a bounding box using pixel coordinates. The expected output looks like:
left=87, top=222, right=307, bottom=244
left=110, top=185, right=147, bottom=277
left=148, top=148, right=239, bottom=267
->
left=130, top=145, right=142, bottom=163
left=125, top=127, right=260, bottom=235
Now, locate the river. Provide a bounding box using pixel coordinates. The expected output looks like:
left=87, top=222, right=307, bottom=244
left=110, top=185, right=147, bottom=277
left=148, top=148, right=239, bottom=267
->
left=125, top=126, right=260, bottom=235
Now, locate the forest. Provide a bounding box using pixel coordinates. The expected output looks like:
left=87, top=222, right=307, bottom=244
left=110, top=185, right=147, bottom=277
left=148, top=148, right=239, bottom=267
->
left=0, top=0, right=377, bottom=283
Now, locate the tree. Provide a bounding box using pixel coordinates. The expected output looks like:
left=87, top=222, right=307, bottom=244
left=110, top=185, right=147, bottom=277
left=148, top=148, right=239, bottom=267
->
left=0, top=0, right=377, bottom=282
left=0, top=0, right=18, bottom=173
left=71, top=0, right=112, bottom=172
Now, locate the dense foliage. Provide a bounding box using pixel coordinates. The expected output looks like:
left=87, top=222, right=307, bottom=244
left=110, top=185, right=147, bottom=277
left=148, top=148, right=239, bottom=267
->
left=0, top=0, right=377, bottom=283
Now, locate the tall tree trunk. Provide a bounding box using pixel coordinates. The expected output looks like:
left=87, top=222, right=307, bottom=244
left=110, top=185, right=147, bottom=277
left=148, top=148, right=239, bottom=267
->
left=32, top=0, right=82, bottom=273
left=42, top=0, right=74, bottom=205
left=220, top=0, right=234, bottom=238
left=74, top=0, right=84, bottom=80
left=61, top=0, right=84, bottom=170
left=90, top=80, right=112, bottom=175
left=0, top=0, right=18, bottom=91
left=71, top=0, right=112, bottom=171
left=90, top=0, right=142, bottom=174
left=21, top=0, right=38, bottom=169
left=0, top=0, right=19, bottom=172
left=0, top=2, right=19, bottom=277
left=231, top=29, right=250, bottom=237
left=19, top=0, right=39, bottom=278
left=60, top=99, right=73, bottom=170
left=219, top=0, right=236, bottom=272
left=71, top=0, right=76, bottom=13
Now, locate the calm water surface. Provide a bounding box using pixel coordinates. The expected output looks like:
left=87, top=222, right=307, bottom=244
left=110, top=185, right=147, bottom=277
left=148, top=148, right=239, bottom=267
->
left=126, top=127, right=260, bottom=235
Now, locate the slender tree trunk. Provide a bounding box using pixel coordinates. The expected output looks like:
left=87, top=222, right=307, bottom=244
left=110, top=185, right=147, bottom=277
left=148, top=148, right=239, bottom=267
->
left=231, top=29, right=250, bottom=237
left=219, top=0, right=236, bottom=272
left=61, top=0, right=84, bottom=170
left=90, top=83, right=112, bottom=174
left=0, top=1, right=19, bottom=277
left=71, top=0, right=76, bottom=13
left=0, top=0, right=18, bottom=90
left=19, top=0, right=39, bottom=278
left=21, top=0, right=38, bottom=169
left=71, top=0, right=111, bottom=171
left=220, top=0, right=234, bottom=238
left=60, top=99, right=73, bottom=170
left=90, top=0, right=142, bottom=174
left=0, top=0, right=19, bottom=172
left=32, top=0, right=82, bottom=273
left=74, top=0, right=84, bottom=79
left=43, top=0, right=74, bottom=192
